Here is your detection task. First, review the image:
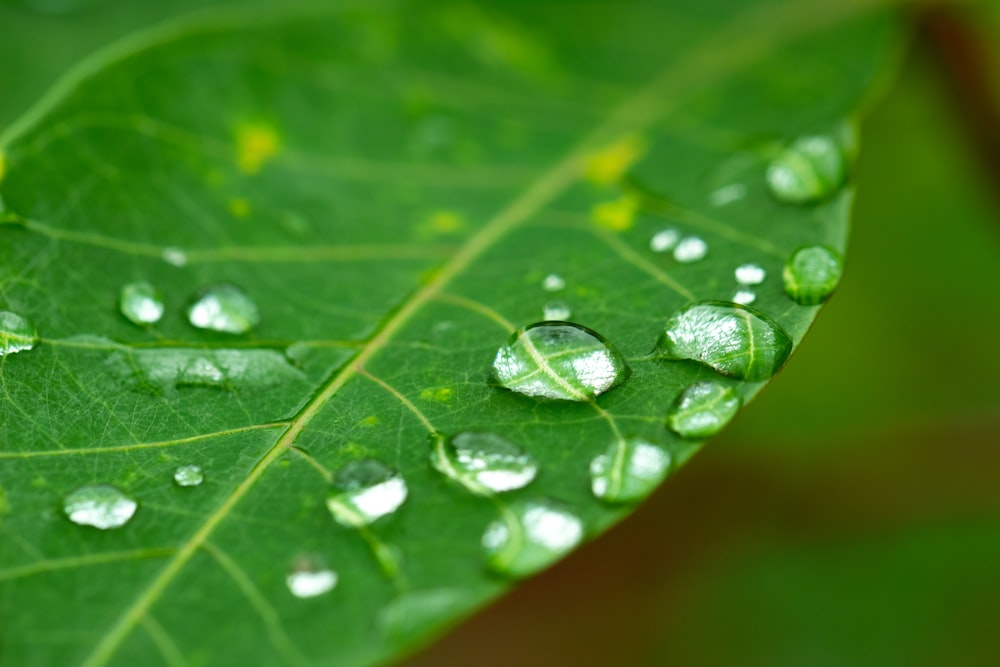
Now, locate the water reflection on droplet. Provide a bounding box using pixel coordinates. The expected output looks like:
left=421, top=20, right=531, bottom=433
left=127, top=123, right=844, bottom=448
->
left=649, top=228, right=680, bottom=253
left=482, top=499, right=583, bottom=577
left=590, top=438, right=670, bottom=503
left=783, top=244, right=843, bottom=305
left=734, top=263, right=766, bottom=286
left=161, top=247, right=188, bottom=267
left=732, top=289, right=756, bottom=305
left=673, top=236, right=707, bottom=263
left=62, top=484, right=137, bottom=530
left=766, top=134, right=846, bottom=204
left=542, top=300, right=571, bottom=321
left=430, top=432, right=537, bottom=495
left=667, top=380, right=743, bottom=439
left=327, top=459, right=408, bottom=527
left=173, top=465, right=204, bottom=487
left=542, top=274, right=566, bottom=292
left=187, top=284, right=259, bottom=334
left=0, top=311, right=37, bottom=356
left=709, top=183, right=747, bottom=207
left=119, top=281, right=164, bottom=326
left=286, top=554, right=338, bottom=598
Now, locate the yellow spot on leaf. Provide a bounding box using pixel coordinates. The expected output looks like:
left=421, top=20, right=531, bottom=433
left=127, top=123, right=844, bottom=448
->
left=228, top=197, right=251, bottom=219
left=360, top=415, right=380, bottom=427
left=420, top=387, right=453, bottom=403
left=0, top=152, right=6, bottom=184
left=585, top=135, right=645, bottom=186
left=592, top=194, right=639, bottom=232
left=236, top=122, right=281, bottom=175
left=430, top=210, right=463, bottom=233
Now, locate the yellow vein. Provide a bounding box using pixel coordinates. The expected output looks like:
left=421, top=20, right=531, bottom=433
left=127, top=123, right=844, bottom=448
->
left=356, top=368, right=436, bottom=434
left=0, top=547, right=175, bottom=583
left=140, top=617, right=189, bottom=667
left=590, top=226, right=696, bottom=300
left=435, top=293, right=516, bottom=333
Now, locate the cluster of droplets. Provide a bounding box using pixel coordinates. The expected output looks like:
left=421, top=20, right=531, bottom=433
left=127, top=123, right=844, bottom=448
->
left=118, top=281, right=260, bottom=335
left=649, top=227, right=707, bottom=263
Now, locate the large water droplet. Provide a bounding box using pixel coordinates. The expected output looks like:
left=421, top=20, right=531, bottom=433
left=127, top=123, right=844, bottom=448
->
left=590, top=438, right=670, bottom=503
left=783, top=245, right=843, bottom=305
left=649, top=228, right=680, bottom=253
left=673, top=236, right=707, bottom=263
left=327, top=459, right=408, bottom=527
left=541, top=274, right=565, bottom=292
left=482, top=499, right=583, bottom=577
left=430, top=432, right=537, bottom=495
left=658, top=301, right=792, bottom=382
left=186, top=284, right=259, bottom=334
left=62, top=484, right=137, bottom=530
left=119, top=281, right=164, bottom=326
left=734, top=263, right=766, bottom=286
left=173, top=465, right=204, bottom=487
left=490, top=322, right=631, bottom=401
left=766, top=135, right=846, bottom=204
left=667, top=380, right=742, bottom=439
left=286, top=554, right=338, bottom=598
left=0, top=311, right=37, bottom=356
left=542, top=300, right=571, bottom=321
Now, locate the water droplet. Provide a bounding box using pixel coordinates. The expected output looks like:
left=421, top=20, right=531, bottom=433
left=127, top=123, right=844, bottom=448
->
left=490, top=322, right=631, bottom=401
left=430, top=432, right=537, bottom=495
left=783, top=245, right=843, bottom=305
left=542, top=300, right=571, bottom=321
left=649, top=228, right=680, bottom=253
left=482, top=499, right=583, bottom=577
left=327, top=459, right=408, bottom=527
left=109, top=348, right=305, bottom=393
left=0, top=311, right=37, bottom=356
left=766, top=135, right=846, bottom=204
left=590, top=438, right=670, bottom=503
left=119, top=281, right=164, bottom=326
left=542, top=274, right=565, bottom=292
left=667, top=380, right=743, bottom=439
left=187, top=284, right=259, bottom=334
left=658, top=300, right=792, bottom=381
left=734, top=263, right=766, bottom=286
left=173, top=465, right=204, bottom=487
left=161, top=246, right=188, bottom=267
left=732, top=288, right=756, bottom=305
left=286, top=554, right=338, bottom=598
left=709, top=183, right=747, bottom=207
left=62, top=484, right=137, bottom=530
left=673, top=236, right=707, bottom=263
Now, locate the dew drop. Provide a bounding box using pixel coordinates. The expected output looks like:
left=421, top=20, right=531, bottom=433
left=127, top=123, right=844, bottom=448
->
left=62, top=484, right=137, bottom=530
left=286, top=554, right=338, bottom=598
left=766, top=135, right=846, bottom=204
left=732, top=288, right=756, bottom=305
left=173, top=465, right=204, bottom=487
left=649, top=228, right=680, bottom=253
left=734, top=263, right=766, bottom=286
left=673, top=236, right=707, bottom=263
left=161, top=246, right=188, bottom=267
left=119, top=281, right=164, bottom=326
left=541, top=273, right=565, bottom=292
left=783, top=245, right=844, bottom=305
left=658, top=300, right=792, bottom=382
left=482, top=499, right=583, bottom=577
left=542, top=300, right=571, bottom=321
left=667, top=380, right=743, bottom=439
left=490, top=322, right=630, bottom=401
left=590, top=438, right=670, bottom=504
left=186, top=284, right=260, bottom=334
left=709, top=183, right=747, bottom=207
left=326, top=459, right=408, bottom=527
left=0, top=311, right=37, bottom=356
left=430, top=432, right=537, bottom=495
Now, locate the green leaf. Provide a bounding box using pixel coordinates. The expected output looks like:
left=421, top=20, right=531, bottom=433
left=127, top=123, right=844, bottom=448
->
left=0, top=2, right=898, bottom=666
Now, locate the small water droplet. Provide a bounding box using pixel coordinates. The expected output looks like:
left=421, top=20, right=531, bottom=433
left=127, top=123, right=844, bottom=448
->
left=709, top=183, right=747, bottom=207
left=62, top=484, right=137, bottom=530
left=286, top=554, right=338, bottom=598
left=658, top=300, right=792, bottom=381
left=0, top=311, right=37, bottom=356
left=490, top=322, right=630, bottom=401
left=667, top=380, right=743, bottom=439
left=430, top=432, right=537, bottom=495
left=766, top=135, right=846, bottom=204
left=673, top=236, right=707, bottom=263
left=783, top=245, right=844, bottom=305
left=161, top=246, right=188, bottom=267
left=542, top=300, right=571, bottom=321
left=732, top=288, right=756, bottom=305
left=326, top=459, right=408, bottom=527
left=119, top=281, right=164, bottom=326
left=649, top=228, right=680, bottom=253
left=187, top=284, right=260, bottom=334
left=482, top=499, right=583, bottom=577
left=734, top=263, right=766, bottom=286
left=590, top=438, right=670, bottom=503
left=173, top=465, right=204, bottom=487
left=542, top=274, right=565, bottom=292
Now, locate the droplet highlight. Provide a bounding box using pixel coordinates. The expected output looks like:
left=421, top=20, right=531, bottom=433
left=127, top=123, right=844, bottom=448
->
left=173, top=465, right=204, bottom=487
left=783, top=245, right=843, bottom=305
left=673, top=236, right=707, bottom=263
left=766, top=135, right=846, bottom=204
left=62, top=484, right=137, bottom=530
left=590, top=438, right=670, bottom=503
left=430, top=432, right=537, bottom=495
left=482, top=499, right=583, bottom=577
left=732, top=289, right=756, bottom=306
left=667, top=380, right=743, bottom=439
left=734, top=263, right=766, bottom=286
left=542, top=274, right=565, bottom=292
left=0, top=311, right=37, bottom=356
left=649, top=228, right=680, bottom=253
left=186, top=284, right=259, bottom=334
left=327, top=459, right=408, bottom=527
left=286, top=554, right=338, bottom=598
left=658, top=300, right=792, bottom=382
left=119, top=281, right=164, bottom=326
left=490, top=322, right=631, bottom=401
left=542, top=300, right=571, bottom=321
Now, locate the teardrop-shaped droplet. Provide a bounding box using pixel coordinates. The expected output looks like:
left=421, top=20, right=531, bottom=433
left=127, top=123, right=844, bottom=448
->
left=286, top=554, right=338, bottom=598
left=734, top=263, right=766, bottom=286
left=173, top=465, right=204, bottom=487
left=783, top=245, right=844, bottom=305
left=430, top=432, right=537, bottom=495
left=0, top=311, right=37, bottom=356
left=658, top=301, right=792, bottom=382
left=590, top=438, right=670, bottom=503
left=542, top=300, right=571, bottom=321
left=490, top=322, right=630, bottom=401
left=186, top=283, right=259, bottom=334
left=481, top=499, right=583, bottom=577
left=326, top=459, right=408, bottom=527
left=667, top=380, right=742, bottom=439
left=766, top=135, right=846, bottom=204
left=119, top=281, right=164, bottom=326
left=62, top=484, right=137, bottom=530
